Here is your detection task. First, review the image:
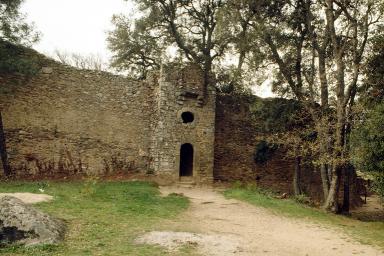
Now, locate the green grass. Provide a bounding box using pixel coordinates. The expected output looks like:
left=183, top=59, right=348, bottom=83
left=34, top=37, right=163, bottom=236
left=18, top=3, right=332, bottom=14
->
left=224, top=186, right=384, bottom=249
left=0, top=180, right=189, bottom=256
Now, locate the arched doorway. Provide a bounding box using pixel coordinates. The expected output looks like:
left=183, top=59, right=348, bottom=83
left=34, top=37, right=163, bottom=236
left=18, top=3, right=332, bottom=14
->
left=179, top=143, right=194, bottom=177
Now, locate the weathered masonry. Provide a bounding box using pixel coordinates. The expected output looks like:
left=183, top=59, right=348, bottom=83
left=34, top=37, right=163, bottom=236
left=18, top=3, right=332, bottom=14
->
left=149, top=65, right=216, bottom=183
left=0, top=52, right=215, bottom=184
left=0, top=49, right=361, bottom=205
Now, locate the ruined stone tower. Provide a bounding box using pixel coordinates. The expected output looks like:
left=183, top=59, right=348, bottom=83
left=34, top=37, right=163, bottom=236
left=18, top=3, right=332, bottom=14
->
left=149, top=64, right=216, bottom=183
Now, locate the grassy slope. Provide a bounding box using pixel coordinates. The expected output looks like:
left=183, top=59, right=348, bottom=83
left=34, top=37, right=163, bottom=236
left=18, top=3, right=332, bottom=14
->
left=0, top=181, right=189, bottom=256
left=224, top=187, right=384, bottom=249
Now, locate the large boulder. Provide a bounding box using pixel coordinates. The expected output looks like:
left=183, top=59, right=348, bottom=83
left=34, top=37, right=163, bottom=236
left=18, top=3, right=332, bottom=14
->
left=0, top=196, right=65, bottom=246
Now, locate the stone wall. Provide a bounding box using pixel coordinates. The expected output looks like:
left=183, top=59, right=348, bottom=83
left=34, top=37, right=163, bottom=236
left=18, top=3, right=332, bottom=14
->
left=214, top=94, right=362, bottom=206
left=0, top=49, right=363, bottom=206
left=0, top=50, right=216, bottom=183
left=214, top=95, right=298, bottom=193
left=149, top=65, right=216, bottom=183
left=0, top=56, right=153, bottom=177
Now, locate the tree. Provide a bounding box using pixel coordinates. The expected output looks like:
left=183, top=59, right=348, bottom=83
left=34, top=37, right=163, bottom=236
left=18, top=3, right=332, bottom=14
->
left=110, top=0, right=383, bottom=212
left=309, top=0, right=382, bottom=213
left=109, top=0, right=233, bottom=94
left=53, top=50, right=107, bottom=71
left=360, top=35, right=384, bottom=105
left=0, top=0, right=38, bottom=44
left=351, top=35, right=384, bottom=200
left=107, top=15, right=164, bottom=79
left=238, top=0, right=383, bottom=213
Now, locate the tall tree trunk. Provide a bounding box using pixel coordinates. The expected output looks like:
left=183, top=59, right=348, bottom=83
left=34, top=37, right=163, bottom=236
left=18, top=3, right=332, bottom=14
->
left=0, top=112, right=11, bottom=176
left=203, top=56, right=212, bottom=99
left=320, top=164, right=330, bottom=200
left=318, top=52, right=329, bottom=108
left=318, top=48, right=331, bottom=201
left=323, top=165, right=341, bottom=212
left=341, top=103, right=355, bottom=214
left=323, top=51, right=346, bottom=212
left=293, top=156, right=302, bottom=195
left=237, top=50, right=245, bottom=74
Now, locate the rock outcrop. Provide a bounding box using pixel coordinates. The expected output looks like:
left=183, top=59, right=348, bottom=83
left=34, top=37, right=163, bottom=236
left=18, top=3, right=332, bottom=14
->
left=0, top=196, right=65, bottom=246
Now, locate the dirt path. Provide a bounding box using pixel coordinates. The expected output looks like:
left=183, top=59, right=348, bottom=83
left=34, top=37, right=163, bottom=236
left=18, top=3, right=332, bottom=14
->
left=137, top=186, right=384, bottom=256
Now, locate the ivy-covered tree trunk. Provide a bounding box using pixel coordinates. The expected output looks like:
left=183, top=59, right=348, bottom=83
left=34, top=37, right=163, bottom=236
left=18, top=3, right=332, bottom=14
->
left=0, top=112, right=11, bottom=176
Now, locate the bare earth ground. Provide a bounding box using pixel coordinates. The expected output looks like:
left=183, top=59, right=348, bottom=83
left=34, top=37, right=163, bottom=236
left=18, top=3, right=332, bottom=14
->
left=351, top=195, right=384, bottom=222
left=0, top=193, right=53, bottom=204
left=136, top=186, right=384, bottom=256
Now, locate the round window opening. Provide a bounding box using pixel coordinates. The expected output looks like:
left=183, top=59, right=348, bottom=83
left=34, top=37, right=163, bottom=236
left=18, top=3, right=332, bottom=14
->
left=181, top=111, right=194, bottom=123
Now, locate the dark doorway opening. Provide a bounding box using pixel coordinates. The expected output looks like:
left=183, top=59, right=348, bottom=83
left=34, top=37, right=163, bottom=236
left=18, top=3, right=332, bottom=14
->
left=179, top=143, right=194, bottom=176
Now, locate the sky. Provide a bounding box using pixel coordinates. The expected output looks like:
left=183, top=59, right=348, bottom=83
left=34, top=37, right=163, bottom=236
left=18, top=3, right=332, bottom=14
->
left=21, top=0, right=134, bottom=61
left=21, top=0, right=274, bottom=97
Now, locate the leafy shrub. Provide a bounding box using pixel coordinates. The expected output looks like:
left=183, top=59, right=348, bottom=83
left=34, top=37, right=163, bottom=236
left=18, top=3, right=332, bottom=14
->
left=250, top=98, right=307, bottom=133
left=254, top=140, right=278, bottom=164
left=0, top=42, right=40, bottom=76
left=351, top=103, right=384, bottom=200
left=372, top=173, right=384, bottom=200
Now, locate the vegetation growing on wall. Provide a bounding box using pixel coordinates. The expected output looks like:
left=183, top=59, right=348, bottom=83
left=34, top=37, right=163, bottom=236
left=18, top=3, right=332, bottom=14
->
left=250, top=97, right=306, bottom=133
left=253, top=140, right=278, bottom=165
left=0, top=0, right=40, bottom=75
left=0, top=41, right=40, bottom=76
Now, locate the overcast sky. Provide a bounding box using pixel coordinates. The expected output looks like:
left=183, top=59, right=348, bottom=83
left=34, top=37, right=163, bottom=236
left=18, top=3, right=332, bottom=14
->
left=21, top=0, right=134, bottom=60
left=21, top=0, right=273, bottom=97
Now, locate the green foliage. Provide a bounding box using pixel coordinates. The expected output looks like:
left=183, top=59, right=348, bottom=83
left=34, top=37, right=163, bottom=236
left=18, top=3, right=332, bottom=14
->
left=0, top=0, right=39, bottom=44
left=0, top=41, right=40, bottom=75
left=254, top=140, right=278, bottom=164
left=110, top=0, right=234, bottom=81
left=250, top=98, right=306, bottom=133
left=372, top=173, right=384, bottom=199
left=215, top=65, right=255, bottom=95
left=0, top=0, right=40, bottom=75
left=0, top=181, right=189, bottom=255
left=362, top=35, right=384, bottom=105
left=351, top=103, right=384, bottom=173
left=107, top=15, right=163, bottom=79
left=351, top=103, right=384, bottom=199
